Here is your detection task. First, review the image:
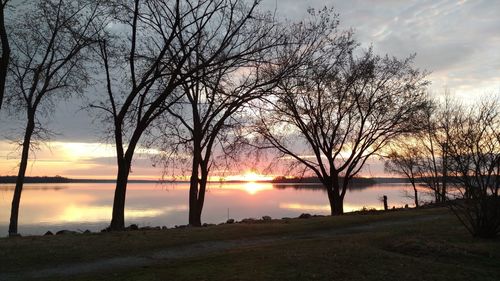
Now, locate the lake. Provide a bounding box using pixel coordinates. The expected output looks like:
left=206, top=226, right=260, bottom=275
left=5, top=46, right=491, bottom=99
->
left=0, top=182, right=421, bottom=236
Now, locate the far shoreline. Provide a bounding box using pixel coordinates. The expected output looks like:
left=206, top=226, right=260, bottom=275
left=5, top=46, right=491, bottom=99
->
left=0, top=175, right=411, bottom=184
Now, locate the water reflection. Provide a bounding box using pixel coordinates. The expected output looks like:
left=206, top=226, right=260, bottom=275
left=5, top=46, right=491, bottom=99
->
left=58, top=205, right=188, bottom=223
left=0, top=182, right=423, bottom=235
left=279, top=202, right=376, bottom=213
left=242, top=182, right=274, bottom=195
left=279, top=203, right=330, bottom=212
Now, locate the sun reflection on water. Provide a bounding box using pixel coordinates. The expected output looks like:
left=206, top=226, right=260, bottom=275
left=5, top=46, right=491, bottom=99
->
left=58, top=205, right=188, bottom=223
left=242, top=182, right=273, bottom=195
left=280, top=202, right=379, bottom=213
left=279, top=203, right=330, bottom=212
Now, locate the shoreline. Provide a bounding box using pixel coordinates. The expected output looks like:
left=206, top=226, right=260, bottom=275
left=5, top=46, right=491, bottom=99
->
left=0, top=176, right=411, bottom=184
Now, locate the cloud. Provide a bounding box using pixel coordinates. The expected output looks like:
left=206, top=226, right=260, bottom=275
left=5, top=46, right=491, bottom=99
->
left=261, top=0, right=500, bottom=96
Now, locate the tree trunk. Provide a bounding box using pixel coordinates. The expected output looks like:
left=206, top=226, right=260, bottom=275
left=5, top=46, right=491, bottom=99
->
left=331, top=192, right=344, bottom=215
left=0, top=4, right=10, bottom=110
left=196, top=169, right=208, bottom=222
left=441, top=145, right=448, bottom=203
left=413, top=187, right=419, bottom=208
left=9, top=115, right=35, bottom=236
left=327, top=179, right=344, bottom=215
left=441, top=179, right=447, bottom=203
left=109, top=158, right=131, bottom=230
left=188, top=133, right=204, bottom=226
left=188, top=163, right=208, bottom=227
left=188, top=173, right=201, bottom=226
left=410, top=181, right=419, bottom=208
left=434, top=182, right=441, bottom=203
left=495, top=165, right=499, bottom=197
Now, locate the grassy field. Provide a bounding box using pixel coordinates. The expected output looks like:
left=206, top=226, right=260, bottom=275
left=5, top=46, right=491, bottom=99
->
left=1, top=207, right=499, bottom=281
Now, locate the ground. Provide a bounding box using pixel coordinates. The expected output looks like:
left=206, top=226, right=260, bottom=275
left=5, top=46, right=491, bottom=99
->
left=1, top=207, right=499, bottom=281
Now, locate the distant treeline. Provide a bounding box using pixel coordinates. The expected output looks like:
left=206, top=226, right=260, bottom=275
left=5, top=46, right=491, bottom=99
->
left=0, top=175, right=463, bottom=185
left=273, top=177, right=460, bottom=185
left=371, top=177, right=411, bottom=184
left=272, top=176, right=378, bottom=186
left=0, top=176, right=71, bottom=184
left=0, top=176, right=162, bottom=184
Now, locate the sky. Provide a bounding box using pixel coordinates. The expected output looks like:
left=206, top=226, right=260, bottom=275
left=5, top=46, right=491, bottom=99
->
left=1, top=0, right=499, bottom=179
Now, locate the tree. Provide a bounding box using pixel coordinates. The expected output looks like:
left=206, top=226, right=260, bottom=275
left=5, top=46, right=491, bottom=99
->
left=94, top=0, right=289, bottom=230
left=256, top=13, right=429, bottom=215
left=415, top=96, right=456, bottom=203
left=384, top=96, right=456, bottom=207
left=0, top=0, right=10, bottom=110
left=6, top=0, right=105, bottom=236
left=385, top=141, right=424, bottom=207
left=153, top=4, right=323, bottom=226
left=446, top=99, right=500, bottom=238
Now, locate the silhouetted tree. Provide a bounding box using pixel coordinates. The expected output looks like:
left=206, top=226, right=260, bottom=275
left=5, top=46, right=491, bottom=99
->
left=0, top=0, right=9, bottom=110
left=256, top=13, right=429, bottom=215
left=446, top=99, right=500, bottom=238
left=385, top=141, right=424, bottom=207
left=6, top=0, right=105, bottom=236
left=416, top=96, right=456, bottom=203
left=153, top=4, right=328, bottom=226
left=94, top=0, right=291, bottom=230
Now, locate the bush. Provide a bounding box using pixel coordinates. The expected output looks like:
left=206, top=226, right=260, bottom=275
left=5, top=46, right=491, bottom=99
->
left=450, top=196, right=500, bottom=238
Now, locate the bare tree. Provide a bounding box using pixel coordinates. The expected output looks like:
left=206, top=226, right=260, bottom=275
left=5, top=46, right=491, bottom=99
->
left=153, top=4, right=325, bottom=226
left=256, top=13, right=429, bottom=215
left=0, top=0, right=9, bottom=110
left=94, top=0, right=290, bottom=230
left=416, top=96, right=456, bottom=203
left=446, top=99, right=500, bottom=238
left=416, top=105, right=444, bottom=203
left=6, top=0, right=105, bottom=236
left=384, top=141, right=424, bottom=207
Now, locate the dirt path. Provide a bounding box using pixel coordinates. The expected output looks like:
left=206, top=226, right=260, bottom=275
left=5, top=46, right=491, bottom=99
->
left=0, top=214, right=445, bottom=281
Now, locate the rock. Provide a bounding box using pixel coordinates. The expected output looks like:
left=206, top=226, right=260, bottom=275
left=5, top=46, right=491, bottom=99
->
left=44, top=231, right=53, bottom=236
left=299, top=213, right=312, bottom=219
left=262, top=215, right=272, bottom=221
left=226, top=219, right=235, bottom=224
left=56, top=230, right=78, bottom=235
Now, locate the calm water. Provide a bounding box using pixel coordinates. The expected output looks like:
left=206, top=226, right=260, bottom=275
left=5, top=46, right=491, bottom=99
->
left=0, top=182, right=420, bottom=236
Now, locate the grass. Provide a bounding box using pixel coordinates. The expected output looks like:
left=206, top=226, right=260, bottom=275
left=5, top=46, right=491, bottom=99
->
left=1, top=207, right=499, bottom=281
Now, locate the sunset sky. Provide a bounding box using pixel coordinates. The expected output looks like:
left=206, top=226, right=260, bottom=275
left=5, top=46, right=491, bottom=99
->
left=1, top=0, right=499, bottom=179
